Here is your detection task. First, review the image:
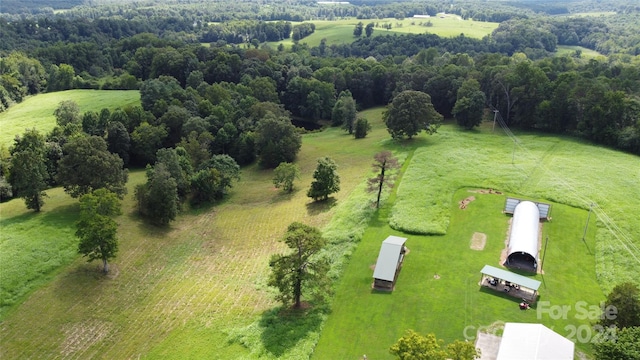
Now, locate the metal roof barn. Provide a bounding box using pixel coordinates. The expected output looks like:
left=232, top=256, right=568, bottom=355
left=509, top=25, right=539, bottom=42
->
left=505, top=201, right=540, bottom=272
left=372, top=236, right=407, bottom=291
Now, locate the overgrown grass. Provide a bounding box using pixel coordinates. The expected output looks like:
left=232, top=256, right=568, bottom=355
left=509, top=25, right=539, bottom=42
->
left=269, top=16, right=498, bottom=48
left=0, top=89, right=139, bottom=147
left=389, top=123, right=640, bottom=292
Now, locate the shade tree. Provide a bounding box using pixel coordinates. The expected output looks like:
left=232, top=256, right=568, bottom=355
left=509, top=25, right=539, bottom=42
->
left=76, top=188, right=121, bottom=273
left=273, top=162, right=300, bottom=193
left=307, top=156, right=340, bottom=202
left=453, top=79, right=486, bottom=129
left=268, top=222, right=330, bottom=309
left=383, top=90, right=442, bottom=140
left=135, top=163, right=178, bottom=226
left=255, top=112, right=302, bottom=168
left=56, top=135, right=128, bottom=198
left=8, top=128, right=49, bottom=211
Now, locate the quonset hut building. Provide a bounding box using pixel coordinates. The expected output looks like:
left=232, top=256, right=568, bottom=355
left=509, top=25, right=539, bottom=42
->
left=504, top=201, right=540, bottom=272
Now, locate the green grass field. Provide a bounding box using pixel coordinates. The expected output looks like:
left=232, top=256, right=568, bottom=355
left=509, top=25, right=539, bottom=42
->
left=0, top=90, right=139, bottom=147
left=1, top=92, right=638, bottom=359
left=313, top=189, right=601, bottom=359
left=269, top=16, right=499, bottom=48
left=556, top=45, right=603, bottom=58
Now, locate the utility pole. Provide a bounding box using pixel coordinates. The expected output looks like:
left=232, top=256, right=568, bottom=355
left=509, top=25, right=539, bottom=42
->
left=582, top=203, right=594, bottom=243
left=492, top=109, right=499, bottom=132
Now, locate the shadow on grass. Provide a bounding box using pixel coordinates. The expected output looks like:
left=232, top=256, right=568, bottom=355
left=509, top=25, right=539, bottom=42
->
left=127, top=211, right=174, bottom=237
left=305, top=197, right=337, bottom=216
left=0, top=203, right=79, bottom=228
left=259, top=304, right=327, bottom=357
left=270, top=188, right=299, bottom=204
left=478, top=286, right=538, bottom=309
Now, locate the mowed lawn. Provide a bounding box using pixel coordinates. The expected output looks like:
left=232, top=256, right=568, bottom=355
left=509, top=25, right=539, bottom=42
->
left=269, top=16, right=499, bottom=48
left=313, top=190, right=601, bottom=359
left=0, top=89, right=139, bottom=147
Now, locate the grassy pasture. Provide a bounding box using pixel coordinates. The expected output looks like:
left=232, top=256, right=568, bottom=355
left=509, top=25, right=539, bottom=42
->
left=1, top=97, right=638, bottom=360
left=389, top=123, right=640, bottom=291
left=269, top=16, right=498, bottom=48
left=556, top=45, right=603, bottom=58
left=0, top=89, right=139, bottom=147
left=0, top=108, right=406, bottom=358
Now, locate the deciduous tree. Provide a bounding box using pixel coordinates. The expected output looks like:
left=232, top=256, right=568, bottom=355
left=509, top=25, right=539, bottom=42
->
left=268, top=222, right=329, bottom=308
left=76, top=189, right=121, bottom=273
left=383, top=90, right=442, bottom=140
left=390, top=330, right=479, bottom=360
left=307, top=157, right=340, bottom=201
left=54, top=100, right=81, bottom=127
left=57, top=135, right=128, bottom=198
left=600, top=282, right=640, bottom=329
left=453, top=79, right=486, bottom=129
left=354, top=117, right=371, bottom=139
left=9, top=128, right=49, bottom=211
left=255, top=112, right=302, bottom=168
left=273, top=162, right=300, bottom=192
left=593, top=326, right=640, bottom=360
left=135, top=163, right=178, bottom=226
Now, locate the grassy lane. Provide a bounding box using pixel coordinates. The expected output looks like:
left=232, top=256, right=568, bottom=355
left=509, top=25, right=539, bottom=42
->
left=0, top=90, right=140, bottom=147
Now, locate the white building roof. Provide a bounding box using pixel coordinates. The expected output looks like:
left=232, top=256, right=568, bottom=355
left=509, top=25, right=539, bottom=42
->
left=372, top=236, right=407, bottom=282
left=497, top=323, right=574, bottom=360
left=507, top=201, right=540, bottom=263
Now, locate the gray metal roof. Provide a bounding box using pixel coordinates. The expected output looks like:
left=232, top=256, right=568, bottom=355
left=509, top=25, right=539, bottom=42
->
left=480, top=265, right=541, bottom=291
left=372, top=236, right=407, bottom=282
left=504, top=197, right=551, bottom=219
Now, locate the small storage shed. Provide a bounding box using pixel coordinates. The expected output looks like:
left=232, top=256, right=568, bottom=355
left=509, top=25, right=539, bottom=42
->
left=372, top=236, right=408, bottom=291
left=505, top=201, right=540, bottom=272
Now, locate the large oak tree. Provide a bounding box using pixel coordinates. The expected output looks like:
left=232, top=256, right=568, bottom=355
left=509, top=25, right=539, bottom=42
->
left=383, top=90, right=442, bottom=140
left=57, top=135, right=128, bottom=198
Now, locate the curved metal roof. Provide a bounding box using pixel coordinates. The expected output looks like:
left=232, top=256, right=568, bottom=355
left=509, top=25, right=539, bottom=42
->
left=507, top=201, right=539, bottom=267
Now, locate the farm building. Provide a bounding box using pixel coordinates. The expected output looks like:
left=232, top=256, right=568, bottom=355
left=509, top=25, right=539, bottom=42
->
left=372, top=236, right=407, bottom=291
left=475, top=323, right=574, bottom=360
left=505, top=200, right=541, bottom=272
left=479, top=265, right=541, bottom=302
left=497, top=323, right=574, bottom=359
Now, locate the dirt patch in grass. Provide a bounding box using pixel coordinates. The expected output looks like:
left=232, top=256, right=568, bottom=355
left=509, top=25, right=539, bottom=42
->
left=468, top=188, right=503, bottom=195
left=470, top=232, right=487, bottom=250
left=459, top=196, right=476, bottom=209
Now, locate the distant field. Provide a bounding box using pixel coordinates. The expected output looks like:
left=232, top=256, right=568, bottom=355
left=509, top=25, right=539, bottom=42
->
left=0, top=90, right=139, bottom=147
left=269, top=16, right=499, bottom=48
left=556, top=45, right=602, bottom=58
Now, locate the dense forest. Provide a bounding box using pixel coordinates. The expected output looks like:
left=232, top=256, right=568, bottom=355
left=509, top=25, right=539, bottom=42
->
left=1, top=0, right=639, bottom=203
